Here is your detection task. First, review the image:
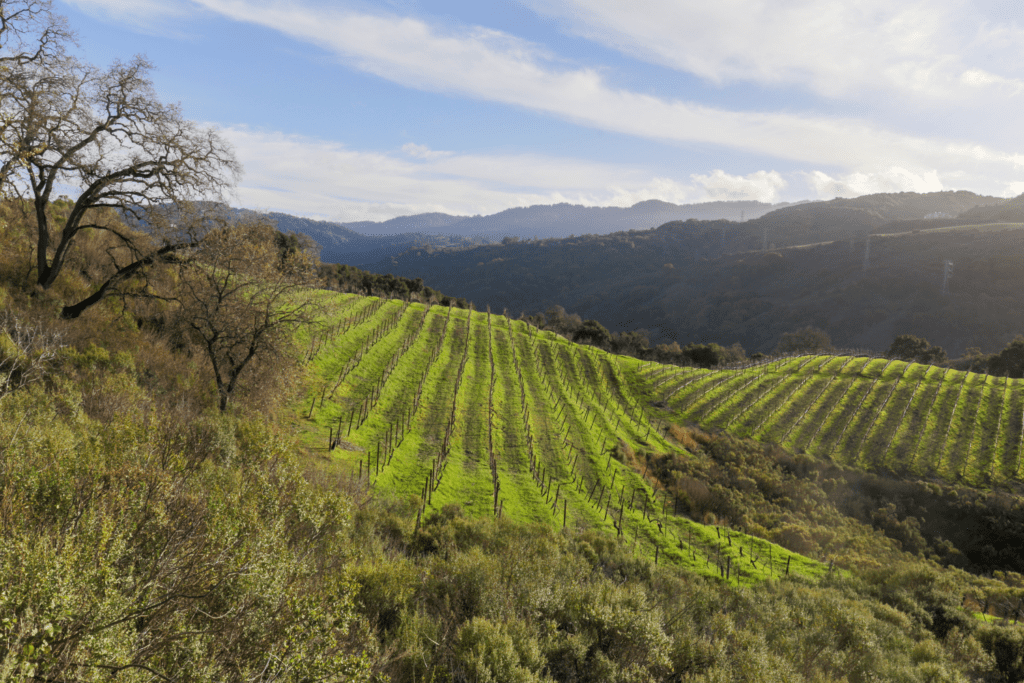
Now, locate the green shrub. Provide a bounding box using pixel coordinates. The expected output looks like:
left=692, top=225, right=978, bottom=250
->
left=454, top=617, right=547, bottom=683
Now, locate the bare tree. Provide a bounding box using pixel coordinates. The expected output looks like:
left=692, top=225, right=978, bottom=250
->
left=1, top=45, right=240, bottom=316
left=0, top=309, right=62, bottom=400
left=175, top=215, right=325, bottom=411
left=0, top=0, right=70, bottom=65
left=0, top=0, right=72, bottom=195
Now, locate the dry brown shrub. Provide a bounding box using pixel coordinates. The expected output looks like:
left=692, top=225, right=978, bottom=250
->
left=616, top=438, right=643, bottom=471
left=668, top=423, right=717, bottom=450
left=772, top=523, right=817, bottom=554
left=668, top=424, right=702, bottom=451
left=692, top=428, right=715, bottom=446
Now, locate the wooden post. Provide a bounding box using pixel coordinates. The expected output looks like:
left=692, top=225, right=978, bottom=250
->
left=563, top=500, right=567, bottom=529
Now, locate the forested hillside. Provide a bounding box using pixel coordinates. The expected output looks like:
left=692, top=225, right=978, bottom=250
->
left=338, top=199, right=788, bottom=238
left=370, top=212, right=1024, bottom=356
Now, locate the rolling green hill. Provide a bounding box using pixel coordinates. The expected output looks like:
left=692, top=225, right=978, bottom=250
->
left=296, top=294, right=1024, bottom=581
left=647, top=356, right=1024, bottom=487
left=298, top=294, right=826, bottom=585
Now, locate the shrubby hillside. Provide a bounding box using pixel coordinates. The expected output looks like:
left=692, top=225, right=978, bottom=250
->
left=5, top=198, right=1024, bottom=680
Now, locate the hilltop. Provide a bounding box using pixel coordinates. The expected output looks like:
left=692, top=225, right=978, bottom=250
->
left=265, top=211, right=487, bottom=264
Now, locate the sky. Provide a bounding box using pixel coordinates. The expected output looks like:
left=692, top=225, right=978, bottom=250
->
left=55, top=0, right=1024, bottom=223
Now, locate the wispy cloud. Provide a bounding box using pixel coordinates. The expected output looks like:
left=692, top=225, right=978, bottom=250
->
left=527, top=0, right=1024, bottom=102
left=401, top=143, right=452, bottom=160
left=804, top=167, right=943, bottom=199
left=61, top=0, right=1024, bottom=214
left=221, top=127, right=787, bottom=221
left=191, top=0, right=1023, bottom=185
left=62, top=0, right=197, bottom=35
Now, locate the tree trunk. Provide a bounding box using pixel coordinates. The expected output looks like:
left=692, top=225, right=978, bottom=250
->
left=60, top=244, right=187, bottom=319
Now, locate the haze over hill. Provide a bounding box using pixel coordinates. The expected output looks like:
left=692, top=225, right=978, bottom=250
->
left=270, top=199, right=794, bottom=265
left=339, top=199, right=790, bottom=238
left=282, top=190, right=1008, bottom=267
left=266, top=212, right=488, bottom=266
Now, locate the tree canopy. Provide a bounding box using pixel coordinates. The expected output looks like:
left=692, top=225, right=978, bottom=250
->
left=775, top=326, right=833, bottom=354
left=1, top=4, right=239, bottom=317
left=886, top=334, right=948, bottom=364
left=175, top=215, right=323, bottom=411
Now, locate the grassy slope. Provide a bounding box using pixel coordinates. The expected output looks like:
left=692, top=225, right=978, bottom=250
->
left=293, top=292, right=1024, bottom=591
left=646, top=353, right=1024, bottom=488
left=296, top=294, right=826, bottom=585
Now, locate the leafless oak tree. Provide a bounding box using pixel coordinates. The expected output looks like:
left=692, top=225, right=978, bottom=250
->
left=1, top=1, right=71, bottom=188
left=0, top=0, right=69, bottom=65
left=1, top=14, right=240, bottom=317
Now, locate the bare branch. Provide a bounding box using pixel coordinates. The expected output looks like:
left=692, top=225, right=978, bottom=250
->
left=0, top=310, right=64, bottom=399
left=1, top=46, right=240, bottom=306
left=173, top=214, right=324, bottom=411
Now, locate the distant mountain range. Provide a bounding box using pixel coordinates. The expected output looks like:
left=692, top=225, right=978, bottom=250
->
left=357, top=190, right=1024, bottom=356
left=266, top=212, right=485, bottom=266
left=267, top=200, right=793, bottom=263
left=338, top=199, right=790, bottom=237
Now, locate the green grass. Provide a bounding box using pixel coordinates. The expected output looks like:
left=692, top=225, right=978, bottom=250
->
left=637, top=354, right=1024, bottom=487
left=293, top=293, right=1024, bottom=584
left=293, top=294, right=822, bottom=586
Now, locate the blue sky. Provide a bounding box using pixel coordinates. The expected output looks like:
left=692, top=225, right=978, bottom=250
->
left=57, top=0, right=1024, bottom=222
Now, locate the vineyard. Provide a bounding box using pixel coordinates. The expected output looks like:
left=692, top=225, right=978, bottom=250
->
left=298, top=294, right=825, bottom=585
left=646, top=354, right=1024, bottom=486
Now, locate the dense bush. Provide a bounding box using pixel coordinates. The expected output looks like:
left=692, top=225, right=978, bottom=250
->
left=0, top=358, right=370, bottom=680
left=344, top=498, right=1024, bottom=682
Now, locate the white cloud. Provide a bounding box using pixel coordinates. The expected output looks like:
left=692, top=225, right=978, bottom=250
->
left=527, top=0, right=1024, bottom=101
left=62, top=0, right=196, bottom=35
left=959, top=68, right=1024, bottom=94
left=401, top=143, right=452, bottom=160
left=691, top=170, right=787, bottom=203
left=804, top=167, right=944, bottom=199
left=191, top=0, right=1024, bottom=182
left=222, top=126, right=729, bottom=221
left=1002, top=181, right=1024, bottom=198
left=603, top=178, right=697, bottom=207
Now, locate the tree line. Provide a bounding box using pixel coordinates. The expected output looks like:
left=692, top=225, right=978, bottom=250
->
left=317, top=260, right=469, bottom=308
